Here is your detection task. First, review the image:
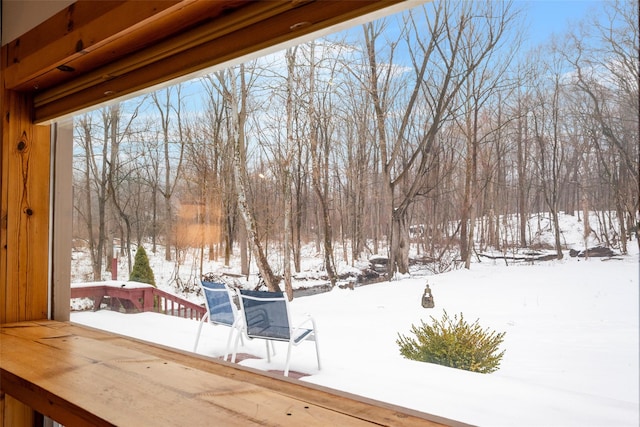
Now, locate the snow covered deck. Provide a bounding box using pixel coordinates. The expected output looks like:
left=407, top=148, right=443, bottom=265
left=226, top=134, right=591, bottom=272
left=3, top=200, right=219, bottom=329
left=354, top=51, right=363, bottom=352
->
left=71, top=281, right=205, bottom=319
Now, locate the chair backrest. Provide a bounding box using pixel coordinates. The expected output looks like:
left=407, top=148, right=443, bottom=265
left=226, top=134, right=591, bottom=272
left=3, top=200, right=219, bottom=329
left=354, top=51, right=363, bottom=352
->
left=201, top=281, right=237, bottom=326
left=239, top=290, right=291, bottom=341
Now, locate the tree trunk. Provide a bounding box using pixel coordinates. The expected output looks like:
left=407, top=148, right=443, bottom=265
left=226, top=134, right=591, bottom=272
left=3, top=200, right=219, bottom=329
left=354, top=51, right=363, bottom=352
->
left=390, top=211, right=410, bottom=274
left=282, top=47, right=296, bottom=301
left=308, top=42, right=337, bottom=287
left=517, top=108, right=528, bottom=247
left=239, top=216, right=249, bottom=276
left=228, top=66, right=281, bottom=292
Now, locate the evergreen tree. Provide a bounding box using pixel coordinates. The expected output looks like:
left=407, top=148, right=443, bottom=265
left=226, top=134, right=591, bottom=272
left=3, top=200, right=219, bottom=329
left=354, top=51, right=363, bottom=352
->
left=129, top=246, right=156, bottom=286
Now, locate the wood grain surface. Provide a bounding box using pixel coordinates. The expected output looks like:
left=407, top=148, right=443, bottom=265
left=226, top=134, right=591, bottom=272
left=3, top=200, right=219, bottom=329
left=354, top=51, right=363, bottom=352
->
left=0, top=320, right=460, bottom=427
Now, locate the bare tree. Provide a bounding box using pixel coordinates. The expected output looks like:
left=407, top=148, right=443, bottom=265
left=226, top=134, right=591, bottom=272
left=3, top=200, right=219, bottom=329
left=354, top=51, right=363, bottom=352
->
left=201, top=73, right=252, bottom=273
left=338, top=78, right=374, bottom=264
left=134, top=119, right=163, bottom=253
left=567, top=0, right=639, bottom=251
left=361, top=1, right=519, bottom=276
left=105, top=102, right=141, bottom=273
left=187, top=78, right=234, bottom=269
left=530, top=45, right=568, bottom=259
left=514, top=81, right=533, bottom=248
left=73, top=102, right=141, bottom=279
left=221, top=64, right=282, bottom=292
left=455, top=10, right=521, bottom=267
left=307, top=42, right=339, bottom=287
left=75, top=113, right=105, bottom=280
left=151, top=84, right=187, bottom=261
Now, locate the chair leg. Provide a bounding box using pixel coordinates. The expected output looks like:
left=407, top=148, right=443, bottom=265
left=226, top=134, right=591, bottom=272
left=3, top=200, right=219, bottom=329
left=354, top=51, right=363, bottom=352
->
left=193, top=313, right=209, bottom=352
left=231, top=328, right=243, bottom=363
left=314, top=334, right=321, bottom=371
left=284, top=341, right=293, bottom=377
left=223, top=328, right=234, bottom=361
left=223, top=318, right=241, bottom=361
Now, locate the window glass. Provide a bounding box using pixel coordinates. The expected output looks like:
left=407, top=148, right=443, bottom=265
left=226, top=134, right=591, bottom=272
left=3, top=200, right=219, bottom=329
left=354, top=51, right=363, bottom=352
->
left=66, top=1, right=639, bottom=422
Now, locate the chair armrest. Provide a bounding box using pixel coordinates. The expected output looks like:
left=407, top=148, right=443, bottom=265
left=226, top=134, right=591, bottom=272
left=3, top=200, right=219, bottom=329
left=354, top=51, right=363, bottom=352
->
left=291, top=315, right=318, bottom=340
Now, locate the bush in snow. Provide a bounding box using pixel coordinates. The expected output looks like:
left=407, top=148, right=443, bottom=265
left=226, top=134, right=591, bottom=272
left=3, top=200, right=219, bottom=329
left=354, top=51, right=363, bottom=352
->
left=397, top=311, right=505, bottom=373
left=129, top=246, right=156, bottom=287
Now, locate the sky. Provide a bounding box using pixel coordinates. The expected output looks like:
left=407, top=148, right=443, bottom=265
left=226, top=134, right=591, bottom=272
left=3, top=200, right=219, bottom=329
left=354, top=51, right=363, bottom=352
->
left=71, top=212, right=640, bottom=426
left=106, top=0, right=608, bottom=119
left=523, top=0, right=601, bottom=45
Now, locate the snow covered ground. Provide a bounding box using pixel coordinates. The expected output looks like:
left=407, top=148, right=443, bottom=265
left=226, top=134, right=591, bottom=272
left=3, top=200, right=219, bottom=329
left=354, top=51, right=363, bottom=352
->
left=72, top=240, right=639, bottom=426
left=71, top=212, right=639, bottom=425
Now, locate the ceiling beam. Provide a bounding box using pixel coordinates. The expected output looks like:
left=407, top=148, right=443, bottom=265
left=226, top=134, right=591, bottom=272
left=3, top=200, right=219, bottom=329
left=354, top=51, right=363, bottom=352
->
left=5, top=1, right=188, bottom=90
left=2, top=0, right=415, bottom=123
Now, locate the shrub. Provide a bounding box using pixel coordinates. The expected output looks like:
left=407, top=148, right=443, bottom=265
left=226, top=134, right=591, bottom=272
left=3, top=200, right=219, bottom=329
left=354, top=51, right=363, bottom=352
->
left=129, top=246, right=156, bottom=287
left=397, top=311, right=505, bottom=373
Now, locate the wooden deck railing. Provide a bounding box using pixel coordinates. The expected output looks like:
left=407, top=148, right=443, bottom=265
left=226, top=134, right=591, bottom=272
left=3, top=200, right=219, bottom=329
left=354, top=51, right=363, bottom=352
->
left=71, top=283, right=206, bottom=320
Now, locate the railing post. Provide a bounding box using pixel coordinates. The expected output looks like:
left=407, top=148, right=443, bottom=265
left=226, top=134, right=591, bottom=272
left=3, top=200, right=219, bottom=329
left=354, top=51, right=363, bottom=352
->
left=72, top=285, right=206, bottom=319
left=143, top=288, right=154, bottom=312
left=111, top=256, right=118, bottom=280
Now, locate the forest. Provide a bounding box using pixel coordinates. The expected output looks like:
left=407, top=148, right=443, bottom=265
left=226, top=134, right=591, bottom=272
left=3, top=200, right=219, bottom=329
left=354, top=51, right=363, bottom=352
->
left=71, top=0, right=639, bottom=299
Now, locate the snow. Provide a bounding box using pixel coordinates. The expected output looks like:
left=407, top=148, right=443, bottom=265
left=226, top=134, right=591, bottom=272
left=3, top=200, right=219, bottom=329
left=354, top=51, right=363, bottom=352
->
left=70, top=280, right=154, bottom=289
left=72, top=243, right=639, bottom=426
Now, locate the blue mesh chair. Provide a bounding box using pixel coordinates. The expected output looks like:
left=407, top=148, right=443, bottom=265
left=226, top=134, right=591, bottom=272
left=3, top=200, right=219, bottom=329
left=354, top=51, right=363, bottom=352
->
left=193, top=280, right=243, bottom=361
left=232, top=289, right=320, bottom=377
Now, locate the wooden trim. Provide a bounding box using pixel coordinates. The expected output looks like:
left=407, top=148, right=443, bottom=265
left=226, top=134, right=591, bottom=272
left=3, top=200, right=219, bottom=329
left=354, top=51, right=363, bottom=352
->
left=51, top=121, right=73, bottom=321
left=33, top=1, right=299, bottom=107
left=0, top=394, right=35, bottom=427
left=5, top=0, right=186, bottom=90
left=1, top=49, right=52, bottom=426
left=14, top=0, right=407, bottom=123
left=0, top=87, right=51, bottom=324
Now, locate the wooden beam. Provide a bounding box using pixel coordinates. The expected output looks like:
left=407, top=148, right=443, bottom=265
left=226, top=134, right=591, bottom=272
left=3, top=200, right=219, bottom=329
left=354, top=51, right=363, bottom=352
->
left=4, top=0, right=183, bottom=90
left=0, top=394, right=35, bottom=427
left=3, top=1, right=259, bottom=93
left=1, top=46, right=52, bottom=427
left=2, top=0, right=413, bottom=123
left=0, top=87, right=51, bottom=324
left=39, top=0, right=405, bottom=122
left=51, top=122, right=73, bottom=322
left=33, top=0, right=298, bottom=110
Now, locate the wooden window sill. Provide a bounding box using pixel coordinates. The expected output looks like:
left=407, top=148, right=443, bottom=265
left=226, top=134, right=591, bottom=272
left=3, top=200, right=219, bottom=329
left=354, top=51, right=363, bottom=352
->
left=0, top=320, right=456, bottom=426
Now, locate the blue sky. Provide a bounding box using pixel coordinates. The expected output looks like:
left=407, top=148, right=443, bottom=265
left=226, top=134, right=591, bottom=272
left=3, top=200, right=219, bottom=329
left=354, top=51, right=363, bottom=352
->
left=129, top=0, right=609, bottom=113
left=523, top=0, right=601, bottom=46
left=335, top=1, right=603, bottom=55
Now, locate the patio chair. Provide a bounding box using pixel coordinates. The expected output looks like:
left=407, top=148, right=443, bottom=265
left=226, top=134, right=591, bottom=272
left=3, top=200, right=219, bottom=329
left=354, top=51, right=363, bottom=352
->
left=231, top=289, right=320, bottom=377
left=193, top=280, right=243, bottom=361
